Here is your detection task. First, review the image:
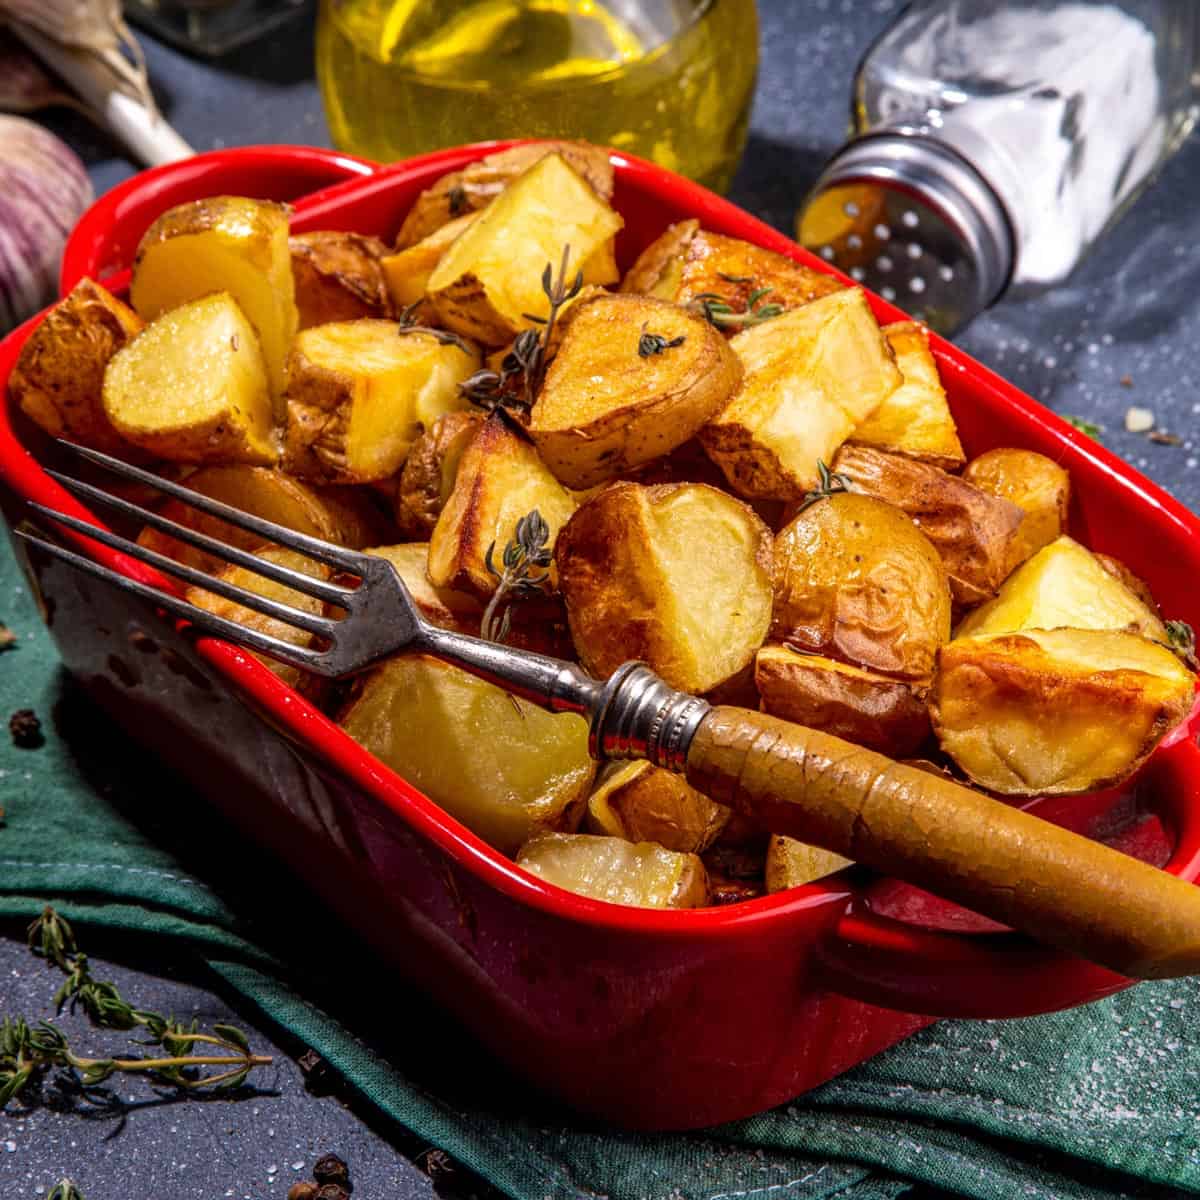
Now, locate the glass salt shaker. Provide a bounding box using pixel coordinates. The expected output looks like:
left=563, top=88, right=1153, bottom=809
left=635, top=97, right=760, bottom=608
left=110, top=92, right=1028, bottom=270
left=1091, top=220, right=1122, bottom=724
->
left=797, top=0, right=1200, bottom=334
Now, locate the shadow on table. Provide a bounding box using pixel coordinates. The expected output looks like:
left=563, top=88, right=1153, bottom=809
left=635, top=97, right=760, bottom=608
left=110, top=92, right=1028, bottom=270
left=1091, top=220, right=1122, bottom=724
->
left=728, top=131, right=832, bottom=236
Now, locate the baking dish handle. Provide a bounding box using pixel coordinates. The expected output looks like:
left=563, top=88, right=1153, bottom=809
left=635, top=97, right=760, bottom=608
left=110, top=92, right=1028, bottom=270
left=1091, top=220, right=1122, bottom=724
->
left=60, top=145, right=378, bottom=295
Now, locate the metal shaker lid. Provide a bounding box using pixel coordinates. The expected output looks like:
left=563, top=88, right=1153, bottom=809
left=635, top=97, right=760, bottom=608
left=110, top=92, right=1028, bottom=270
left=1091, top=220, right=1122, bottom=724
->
left=798, top=131, right=1016, bottom=335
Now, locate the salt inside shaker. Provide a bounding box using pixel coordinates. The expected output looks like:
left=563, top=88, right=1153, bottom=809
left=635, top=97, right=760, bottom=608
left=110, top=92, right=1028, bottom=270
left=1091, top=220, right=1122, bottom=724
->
left=798, top=0, right=1200, bottom=333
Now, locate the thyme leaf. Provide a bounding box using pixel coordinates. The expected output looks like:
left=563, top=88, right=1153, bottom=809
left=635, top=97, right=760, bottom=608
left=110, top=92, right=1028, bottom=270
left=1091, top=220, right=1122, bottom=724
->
left=1062, top=414, right=1104, bottom=440
left=46, top=1182, right=85, bottom=1200
left=481, top=510, right=554, bottom=644
left=638, top=330, right=686, bottom=358
left=396, top=302, right=475, bottom=355
left=1165, top=619, right=1199, bottom=670
left=795, top=460, right=852, bottom=513
left=689, top=281, right=784, bottom=330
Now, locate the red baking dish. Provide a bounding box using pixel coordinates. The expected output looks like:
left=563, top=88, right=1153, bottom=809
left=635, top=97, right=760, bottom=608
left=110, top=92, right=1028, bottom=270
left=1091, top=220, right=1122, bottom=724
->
left=4, top=143, right=1200, bottom=1131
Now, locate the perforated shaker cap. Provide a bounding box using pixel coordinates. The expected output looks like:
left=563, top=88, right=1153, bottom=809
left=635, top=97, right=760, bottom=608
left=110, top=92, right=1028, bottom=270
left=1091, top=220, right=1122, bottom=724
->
left=798, top=132, right=1016, bottom=335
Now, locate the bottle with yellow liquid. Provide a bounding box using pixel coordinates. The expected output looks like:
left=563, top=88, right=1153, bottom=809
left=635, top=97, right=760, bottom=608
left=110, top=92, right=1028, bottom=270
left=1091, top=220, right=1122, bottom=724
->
left=316, top=0, right=759, bottom=193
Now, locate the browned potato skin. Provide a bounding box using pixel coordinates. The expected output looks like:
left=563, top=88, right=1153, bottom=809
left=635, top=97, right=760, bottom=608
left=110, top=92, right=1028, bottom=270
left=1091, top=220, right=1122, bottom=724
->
left=620, top=220, right=699, bottom=297
left=290, top=231, right=393, bottom=329
left=10, top=279, right=145, bottom=457
left=754, top=646, right=932, bottom=757
left=528, top=294, right=743, bottom=489
left=396, top=411, right=482, bottom=538
left=962, top=448, right=1070, bottom=570
left=587, top=761, right=730, bottom=853
left=832, top=445, right=1025, bottom=606
left=772, top=492, right=951, bottom=681
left=395, top=140, right=614, bottom=248
left=1095, top=553, right=1160, bottom=613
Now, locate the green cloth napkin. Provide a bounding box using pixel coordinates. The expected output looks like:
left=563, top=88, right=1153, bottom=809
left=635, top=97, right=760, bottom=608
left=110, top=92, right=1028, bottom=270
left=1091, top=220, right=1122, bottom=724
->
left=1, top=532, right=1197, bottom=1200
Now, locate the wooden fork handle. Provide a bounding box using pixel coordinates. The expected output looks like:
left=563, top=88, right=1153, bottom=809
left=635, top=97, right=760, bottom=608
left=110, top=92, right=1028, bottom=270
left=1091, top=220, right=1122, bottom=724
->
left=685, top=706, right=1200, bottom=980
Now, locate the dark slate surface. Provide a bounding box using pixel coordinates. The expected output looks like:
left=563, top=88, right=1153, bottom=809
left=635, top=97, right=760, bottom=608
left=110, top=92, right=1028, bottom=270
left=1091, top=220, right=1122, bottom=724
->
left=5, top=0, right=1200, bottom=1196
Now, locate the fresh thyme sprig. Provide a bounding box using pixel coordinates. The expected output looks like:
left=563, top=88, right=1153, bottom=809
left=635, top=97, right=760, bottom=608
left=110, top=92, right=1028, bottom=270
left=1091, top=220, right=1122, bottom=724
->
left=396, top=301, right=475, bottom=355
left=795, top=460, right=852, bottom=513
left=689, top=282, right=784, bottom=330
left=481, top=510, right=554, bottom=644
left=1165, top=619, right=1198, bottom=670
left=1062, top=414, right=1104, bottom=440
left=638, top=330, right=686, bottom=358
left=46, top=1181, right=85, bottom=1200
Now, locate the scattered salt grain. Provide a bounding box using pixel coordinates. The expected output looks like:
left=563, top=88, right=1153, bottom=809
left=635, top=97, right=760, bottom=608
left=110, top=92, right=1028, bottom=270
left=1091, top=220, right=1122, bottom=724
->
left=1125, top=406, right=1155, bottom=433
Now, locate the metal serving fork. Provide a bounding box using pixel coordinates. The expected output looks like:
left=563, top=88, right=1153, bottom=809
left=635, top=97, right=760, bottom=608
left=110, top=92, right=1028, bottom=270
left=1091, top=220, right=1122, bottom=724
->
left=19, top=438, right=1200, bottom=981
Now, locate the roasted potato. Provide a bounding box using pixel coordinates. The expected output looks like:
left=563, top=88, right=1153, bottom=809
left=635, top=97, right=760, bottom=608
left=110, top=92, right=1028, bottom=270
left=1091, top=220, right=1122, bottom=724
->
left=360, top=543, right=480, bottom=633
left=103, top=292, right=275, bottom=466
left=395, top=410, right=482, bottom=538
left=340, top=654, right=594, bottom=855
left=282, top=321, right=479, bottom=484
left=955, top=535, right=1168, bottom=643
left=832, top=444, right=1025, bottom=606
left=528, top=294, right=742, bottom=488
left=772, top=492, right=950, bottom=680
left=754, top=645, right=931, bottom=757
left=425, top=153, right=623, bottom=345
left=586, top=761, right=730, bottom=853
left=701, top=289, right=902, bottom=500
left=764, top=835, right=853, bottom=891
left=10, top=279, right=145, bottom=456
left=380, top=214, right=475, bottom=313
left=396, top=140, right=614, bottom=249
left=290, top=231, right=392, bottom=329
left=932, top=628, right=1195, bottom=795
left=1095, top=553, right=1160, bottom=614
left=516, top=833, right=708, bottom=909
left=850, top=322, right=965, bottom=471
left=130, top=196, right=297, bottom=397
left=620, top=219, right=700, bottom=299
left=427, top=412, right=576, bottom=596
left=557, top=481, right=773, bottom=693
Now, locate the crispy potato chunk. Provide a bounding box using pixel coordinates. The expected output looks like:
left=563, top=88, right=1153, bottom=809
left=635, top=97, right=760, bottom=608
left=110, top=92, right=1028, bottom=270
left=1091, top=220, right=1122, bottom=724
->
left=130, top=196, right=297, bottom=397
left=340, top=655, right=594, bottom=855
left=528, top=294, right=742, bottom=488
left=517, top=833, right=708, bottom=909
left=380, top=214, right=475, bottom=312
left=10, top=279, right=144, bottom=456
left=396, top=410, right=481, bottom=538
left=764, top=835, right=853, bottom=891
left=620, top=219, right=699, bottom=298
left=426, top=154, right=623, bottom=345
left=832, top=445, right=1024, bottom=606
left=772, top=492, right=950, bottom=681
left=557, top=481, right=773, bottom=693
left=428, top=413, right=576, bottom=596
left=586, top=761, right=729, bottom=853
left=396, top=140, right=614, bottom=248
left=962, top=448, right=1070, bottom=568
left=701, top=289, right=901, bottom=500
left=359, top=543, right=480, bottom=633
left=282, top=321, right=479, bottom=484
left=290, top=231, right=392, bottom=330
left=850, top=322, right=965, bottom=471
left=103, top=293, right=275, bottom=466
left=955, top=535, right=1168, bottom=643
left=754, top=646, right=931, bottom=757
left=932, top=629, right=1195, bottom=795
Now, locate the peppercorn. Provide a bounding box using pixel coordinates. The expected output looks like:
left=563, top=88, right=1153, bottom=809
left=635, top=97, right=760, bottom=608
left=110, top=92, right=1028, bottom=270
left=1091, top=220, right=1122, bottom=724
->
left=287, top=1184, right=318, bottom=1200
left=9, top=708, right=43, bottom=748
left=314, top=1187, right=349, bottom=1200
left=422, top=1148, right=459, bottom=1186
left=313, top=1154, right=350, bottom=1189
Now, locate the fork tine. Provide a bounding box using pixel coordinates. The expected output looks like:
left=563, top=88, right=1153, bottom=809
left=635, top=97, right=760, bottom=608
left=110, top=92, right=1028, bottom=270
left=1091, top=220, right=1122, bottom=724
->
left=16, top=528, right=334, bottom=675
left=27, top=502, right=340, bottom=641
left=43, top=470, right=357, bottom=610
left=53, top=441, right=369, bottom=574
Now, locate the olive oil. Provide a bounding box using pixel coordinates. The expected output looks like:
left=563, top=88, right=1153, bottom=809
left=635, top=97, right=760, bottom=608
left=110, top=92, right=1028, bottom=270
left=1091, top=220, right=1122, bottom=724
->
left=316, top=0, right=759, bottom=193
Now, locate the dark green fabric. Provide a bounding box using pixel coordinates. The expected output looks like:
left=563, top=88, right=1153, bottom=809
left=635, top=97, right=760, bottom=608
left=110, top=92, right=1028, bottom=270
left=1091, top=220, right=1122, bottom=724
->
left=1, top=534, right=1197, bottom=1200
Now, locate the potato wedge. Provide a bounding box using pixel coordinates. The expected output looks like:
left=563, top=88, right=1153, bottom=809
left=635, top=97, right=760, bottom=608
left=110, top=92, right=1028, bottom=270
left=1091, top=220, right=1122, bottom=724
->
left=290, top=231, right=392, bottom=329
left=426, top=153, right=623, bottom=345
left=932, top=628, right=1195, bottom=795
left=130, top=196, right=296, bottom=397
left=754, top=646, right=932, bottom=757
left=962, top=448, right=1070, bottom=568
left=701, top=289, right=901, bottom=500
left=850, top=322, right=965, bottom=471
left=517, top=833, right=708, bottom=909
left=620, top=219, right=700, bottom=299
left=764, top=835, right=853, bottom=891
left=586, top=761, right=729, bottom=853
left=358, top=543, right=480, bottom=633
left=528, top=294, right=742, bottom=488
left=396, top=140, right=614, bottom=248
left=1095, top=553, right=1160, bottom=614
left=282, top=321, right=479, bottom=484
left=380, top=214, right=475, bottom=312
left=557, top=481, right=773, bottom=693
left=395, top=410, right=481, bottom=538
left=772, top=492, right=950, bottom=680
left=427, top=412, right=576, bottom=596
left=340, top=655, right=594, bottom=855
left=10, top=279, right=145, bottom=457
left=103, top=292, right=275, bottom=466
left=955, top=535, right=1168, bottom=643
left=832, top=445, right=1025, bottom=605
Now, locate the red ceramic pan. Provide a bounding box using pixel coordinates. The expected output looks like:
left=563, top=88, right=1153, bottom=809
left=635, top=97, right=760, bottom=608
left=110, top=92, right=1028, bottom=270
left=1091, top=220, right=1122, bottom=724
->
left=4, top=143, right=1200, bottom=1131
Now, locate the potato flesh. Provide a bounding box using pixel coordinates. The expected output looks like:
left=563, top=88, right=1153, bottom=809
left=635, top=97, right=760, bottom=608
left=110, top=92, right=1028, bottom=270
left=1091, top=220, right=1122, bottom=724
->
left=962, top=448, right=1070, bottom=568
left=103, top=292, right=275, bottom=465
left=586, top=761, right=729, bottom=853
left=517, top=833, right=708, bottom=909
left=764, top=834, right=853, bottom=891
left=340, top=655, right=594, bottom=856
left=956, top=535, right=1168, bottom=643
left=381, top=214, right=476, bottom=310
left=932, top=628, right=1195, bottom=795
